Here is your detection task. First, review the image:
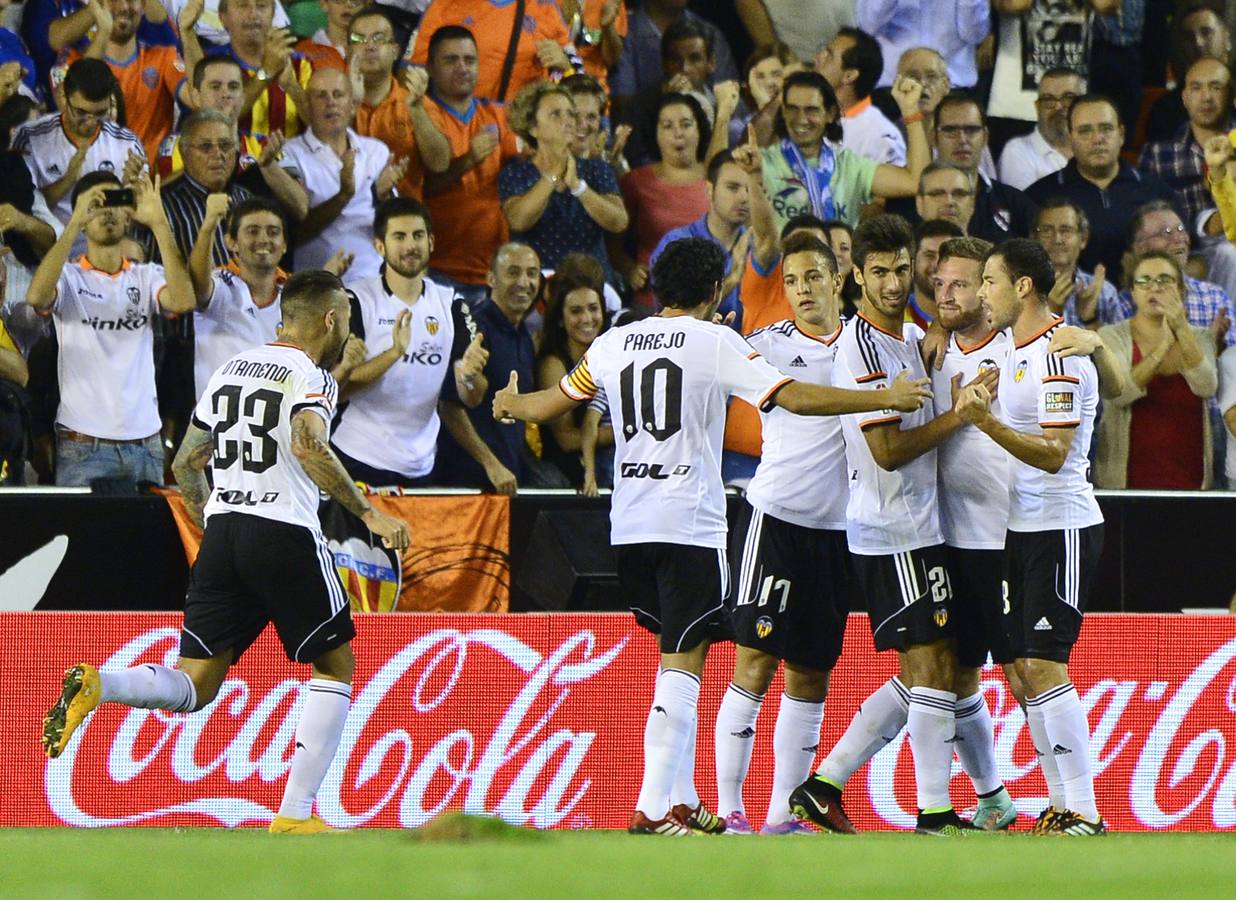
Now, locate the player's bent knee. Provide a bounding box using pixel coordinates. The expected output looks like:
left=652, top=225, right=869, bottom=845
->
left=1018, top=656, right=1068, bottom=696
left=733, top=645, right=779, bottom=694
left=954, top=666, right=981, bottom=697
left=783, top=663, right=829, bottom=702
left=901, top=640, right=958, bottom=688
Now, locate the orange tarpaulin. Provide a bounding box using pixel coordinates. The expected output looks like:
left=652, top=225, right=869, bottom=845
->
left=161, top=491, right=510, bottom=613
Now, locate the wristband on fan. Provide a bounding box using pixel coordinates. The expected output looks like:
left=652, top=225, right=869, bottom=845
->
left=903, top=111, right=925, bottom=125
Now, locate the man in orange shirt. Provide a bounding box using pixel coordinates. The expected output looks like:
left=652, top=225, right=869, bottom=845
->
left=294, top=0, right=362, bottom=71
left=411, top=0, right=575, bottom=103
left=348, top=7, right=449, bottom=200
left=72, top=0, right=187, bottom=160
left=722, top=131, right=833, bottom=486
left=422, top=25, right=519, bottom=305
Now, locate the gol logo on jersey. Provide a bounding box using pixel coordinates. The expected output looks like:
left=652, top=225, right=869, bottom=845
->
left=755, top=616, right=774, bottom=639
left=1014, top=360, right=1028, bottom=382
left=425, top=316, right=439, bottom=335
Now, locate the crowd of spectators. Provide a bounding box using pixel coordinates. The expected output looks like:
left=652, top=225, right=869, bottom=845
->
left=0, top=0, right=1234, bottom=495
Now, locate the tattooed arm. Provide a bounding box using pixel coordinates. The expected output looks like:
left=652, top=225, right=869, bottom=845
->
left=289, top=410, right=410, bottom=548
left=172, top=422, right=215, bottom=530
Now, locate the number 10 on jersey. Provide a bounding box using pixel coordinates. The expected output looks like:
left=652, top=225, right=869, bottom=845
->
left=618, top=358, right=684, bottom=442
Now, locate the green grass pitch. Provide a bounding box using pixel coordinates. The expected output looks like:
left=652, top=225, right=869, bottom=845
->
left=2, top=821, right=1233, bottom=898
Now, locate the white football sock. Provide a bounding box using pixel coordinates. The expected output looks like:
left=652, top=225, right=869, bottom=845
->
left=815, top=676, right=909, bottom=788
left=714, top=683, right=763, bottom=817
left=953, top=692, right=1002, bottom=796
left=1035, top=683, right=1099, bottom=821
left=908, top=686, right=957, bottom=813
left=99, top=664, right=196, bottom=712
left=766, top=694, right=824, bottom=826
left=670, top=702, right=701, bottom=810
left=278, top=679, right=351, bottom=820
left=1025, top=697, right=1066, bottom=811
left=635, top=668, right=699, bottom=820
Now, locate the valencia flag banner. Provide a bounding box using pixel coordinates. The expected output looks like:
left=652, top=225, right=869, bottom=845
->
left=162, top=492, right=510, bottom=613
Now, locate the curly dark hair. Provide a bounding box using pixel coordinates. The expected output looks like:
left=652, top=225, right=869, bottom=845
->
left=651, top=238, right=726, bottom=309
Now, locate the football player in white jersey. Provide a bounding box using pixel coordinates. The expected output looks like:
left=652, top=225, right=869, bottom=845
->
left=928, top=236, right=1019, bottom=828
left=713, top=233, right=858, bottom=835
left=791, top=215, right=997, bottom=837
left=958, top=239, right=1109, bottom=835
left=332, top=197, right=489, bottom=486
left=493, top=237, right=932, bottom=836
left=42, top=270, right=410, bottom=835
left=188, top=196, right=290, bottom=397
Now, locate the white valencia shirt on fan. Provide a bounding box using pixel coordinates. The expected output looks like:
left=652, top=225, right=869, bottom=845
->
left=192, top=342, right=337, bottom=530
left=193, top=265, right=286, bottom=398
left=932, top=328, right=1013, bottom=550
left=561, top=315, right=791, bottom=549
left=745, top=319, right=848, bottom=530
left=49, top=258, right=167, bottom=440
left=331, top=273, right=477, bottom=479
left=279, top=128, right=389, bottom=278
left=12, top=114, right=147, bottom=226
left=832, top=314, right=942, bottom=555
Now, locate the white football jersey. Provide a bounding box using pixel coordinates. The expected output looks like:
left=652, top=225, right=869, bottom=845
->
left=745, top=319, right=848, bottom=530
left=1000, top=318, right=1103, bottom=532
left=833, top=314, right=942, bottom=555
left=13, top=114, right=147, bottom=225
left=933, top=329, right=1012, bottom=550
left=561, top=315, right=791, bottom=548
left=331, top=273, right=475, bottom=478
left=192, top=342, right=337, bottom=531
left=52, top=258, right=167, bottom=440
left=194, top=266, right=285, bottom=396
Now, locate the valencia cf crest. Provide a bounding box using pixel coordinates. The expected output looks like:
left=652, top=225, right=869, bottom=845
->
left=978, top=358, right=999, bottom=375
left=755, top=616, right=774, bottom=639
left=934, top=606, right=949, bottom=628
left=1014, top=359, right=1028, bottom=383
left=127, top=286, right=141, bottom=305
left=142, top=66, right=158, bottom=89
left=425, top=315, right=439, bottom=335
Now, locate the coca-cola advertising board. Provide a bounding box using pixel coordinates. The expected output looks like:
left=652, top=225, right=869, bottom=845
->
left=4, top=612, right=1235, bottom=831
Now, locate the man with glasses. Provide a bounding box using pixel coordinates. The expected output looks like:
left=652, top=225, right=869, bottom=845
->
left=1027, top=94, right=1176, bottom=283
left=1033, top=198, right=1121, bottom=329
left=932, top=91, right=1037, bottom=244
left=155, top=58, right=309, bottom=222
left=998, top=68, right=1084, bottom=191
left=349, top=6, right=449, bottom=201
left=154, top=111, right=257, bottom=267
left=12, top=59, right=146, bottom=227
left=916, top=161, right=975, bottom=231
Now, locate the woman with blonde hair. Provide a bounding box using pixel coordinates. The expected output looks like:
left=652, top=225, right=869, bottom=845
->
left=1095, top=251, right=1219, bottom=489
left=499, top=80, right=629, bottom=287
